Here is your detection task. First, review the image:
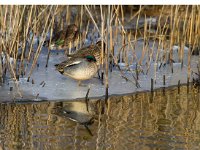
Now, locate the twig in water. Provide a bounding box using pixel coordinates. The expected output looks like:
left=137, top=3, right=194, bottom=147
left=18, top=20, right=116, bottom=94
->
left=36, top=93, right=39, bottom=99
left=151, top=78, right=154, bottom=92
left=40, top=81, right=44, bottom=85
left=101, top=71, right=104, bottom=85
left=163, top=75, right=165, bottom=85
left=42, top=83, right=46, bottom=87
left=187, top=77, right=189, bottom=93
left=84, top=124, right=93, bottom=136
left=32, top=79, right=35, bottom=84
left=178, top=80, right=180, bottom=94
left=27, top=77, right=30, bottom=82
left=136, top=63, right=139, bottom=80
left=105, top=86, right=108, bottom=105
left=10, top=87, right=13, bottom=91
left=85, top=87, right=90, bottom=112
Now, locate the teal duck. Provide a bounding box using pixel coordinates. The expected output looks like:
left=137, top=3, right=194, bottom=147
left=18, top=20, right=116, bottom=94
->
left=55, top=55, right=98, bottom=86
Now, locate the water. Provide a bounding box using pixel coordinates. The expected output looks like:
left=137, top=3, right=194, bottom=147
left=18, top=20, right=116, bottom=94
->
left=0, top=85, right=200, bottom=150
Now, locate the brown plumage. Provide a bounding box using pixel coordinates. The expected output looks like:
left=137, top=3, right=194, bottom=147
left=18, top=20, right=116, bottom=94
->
left=67, top=40, right=105, bottom=66
left=46, top=24, right=79, bottom=51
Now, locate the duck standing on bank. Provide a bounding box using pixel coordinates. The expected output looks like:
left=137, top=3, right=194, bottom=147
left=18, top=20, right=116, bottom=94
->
left=55, top=41, right=105, bottom=86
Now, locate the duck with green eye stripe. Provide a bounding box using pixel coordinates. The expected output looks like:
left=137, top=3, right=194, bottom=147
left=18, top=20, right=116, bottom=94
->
left=55, top=55, right=98, bottom=86
left=66, top=40, right=106, bottom=82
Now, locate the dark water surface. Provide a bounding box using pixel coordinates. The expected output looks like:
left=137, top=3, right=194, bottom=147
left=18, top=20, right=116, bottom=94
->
left=0, top=85, right=200, bottom=150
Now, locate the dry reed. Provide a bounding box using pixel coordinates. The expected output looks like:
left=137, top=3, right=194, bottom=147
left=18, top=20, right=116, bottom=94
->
left=0, top=5, right=199, bottom=99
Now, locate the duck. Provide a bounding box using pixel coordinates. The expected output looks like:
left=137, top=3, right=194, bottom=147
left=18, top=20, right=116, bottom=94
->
left=44, top=24, right=79, bottom=51
left=55, top=55, right=98, bottom=86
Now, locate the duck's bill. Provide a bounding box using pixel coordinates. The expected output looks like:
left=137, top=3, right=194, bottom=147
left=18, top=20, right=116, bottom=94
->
left=49, top=43, right=56, bottom=50
left=43, top=41, right=61, bottom=50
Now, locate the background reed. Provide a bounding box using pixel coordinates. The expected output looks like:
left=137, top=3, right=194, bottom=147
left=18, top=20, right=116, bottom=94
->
left=0, top=5, right=199, bottom=96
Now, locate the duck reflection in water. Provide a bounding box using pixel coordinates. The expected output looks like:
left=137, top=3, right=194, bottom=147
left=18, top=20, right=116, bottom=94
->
left=52, top=101, right=97, bottom=136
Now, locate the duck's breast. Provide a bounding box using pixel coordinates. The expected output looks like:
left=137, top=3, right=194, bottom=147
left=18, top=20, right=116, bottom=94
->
left=63, top=61, right=98, bottom=80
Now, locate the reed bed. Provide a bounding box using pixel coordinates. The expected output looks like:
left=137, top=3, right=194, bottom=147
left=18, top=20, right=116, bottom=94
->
left=0, top=5, right=199, bottom=98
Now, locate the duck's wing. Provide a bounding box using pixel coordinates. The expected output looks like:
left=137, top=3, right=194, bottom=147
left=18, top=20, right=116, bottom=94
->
left=67, top=44, right=96, bottom=58
left=64, top=60, right=82, bottom=67
left=55, top=58, right=83, bottom=69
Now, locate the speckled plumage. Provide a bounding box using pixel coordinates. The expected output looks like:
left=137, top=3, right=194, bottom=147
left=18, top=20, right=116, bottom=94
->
left=48, top=24, right=79, bottom=50
left=67, top=40, right=105, bottom=66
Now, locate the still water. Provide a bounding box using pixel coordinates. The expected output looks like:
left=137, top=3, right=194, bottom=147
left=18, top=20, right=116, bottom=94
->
left=0, top=85, right=200, bottom=150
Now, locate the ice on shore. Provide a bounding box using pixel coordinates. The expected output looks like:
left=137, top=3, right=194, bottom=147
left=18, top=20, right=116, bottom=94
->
left=0, top=42, right=199, bottom=102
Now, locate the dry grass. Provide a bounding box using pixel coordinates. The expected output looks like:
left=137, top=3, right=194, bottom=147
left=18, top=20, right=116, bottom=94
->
left=0, top=5, right=199, bottom=97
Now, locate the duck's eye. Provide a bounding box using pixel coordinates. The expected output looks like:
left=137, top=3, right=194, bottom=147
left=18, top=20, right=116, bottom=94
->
left=86, top=55, right=96, bottom=62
